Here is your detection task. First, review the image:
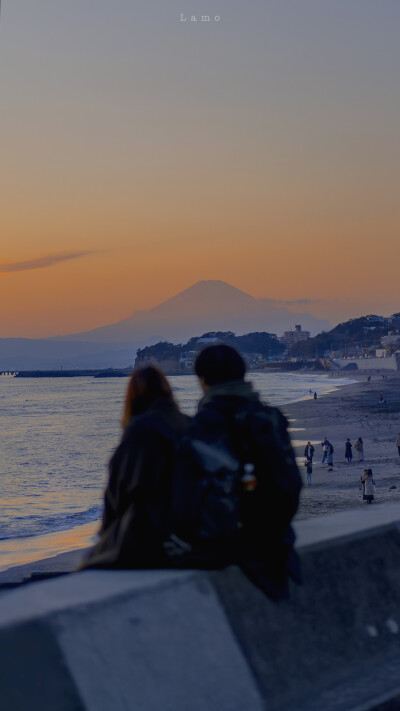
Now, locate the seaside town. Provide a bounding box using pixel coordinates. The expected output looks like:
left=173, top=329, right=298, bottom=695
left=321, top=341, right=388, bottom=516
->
left=133, top=314, right=400, bottom=374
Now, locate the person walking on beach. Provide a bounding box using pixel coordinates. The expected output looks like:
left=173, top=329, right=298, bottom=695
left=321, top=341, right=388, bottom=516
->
left=360, top=469, right=374, bottom=504
left=345, top=439, right=353, bottom=463
left=396, top=433, right=400, bottom=457
left=327, top=443, right=334, bottom=471
left=304, top=442, right=315, bottom=461
left=354, top=437, right=364, bottom=462
left=321, top=437, right=331, bottom=463
left=305, top=457, right=312, bottom=486
left=313, top=391, right=318, bottom=400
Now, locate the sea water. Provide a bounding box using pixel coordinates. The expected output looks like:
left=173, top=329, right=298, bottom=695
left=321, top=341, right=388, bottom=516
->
left=0, top=372, right=353, bottom=571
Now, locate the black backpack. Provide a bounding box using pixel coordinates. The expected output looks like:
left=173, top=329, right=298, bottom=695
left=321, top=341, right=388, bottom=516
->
left=163, top=403, right=302, bottom=569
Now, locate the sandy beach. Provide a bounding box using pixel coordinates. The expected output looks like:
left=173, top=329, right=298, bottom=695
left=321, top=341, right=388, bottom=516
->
left=286, top=372, right=400, bottom=519
left=2, top=372, right=400, bottom=586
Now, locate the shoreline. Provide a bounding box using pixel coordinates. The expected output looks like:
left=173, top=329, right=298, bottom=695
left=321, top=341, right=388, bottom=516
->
left=284, top=373, right=400, bottom=520
left=2, top=371, right=399, bottom=584
left=0, top=521, right=98, bottom=583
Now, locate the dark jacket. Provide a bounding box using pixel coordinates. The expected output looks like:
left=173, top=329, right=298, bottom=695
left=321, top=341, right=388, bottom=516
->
left=80, top=398, right=189, bottom=570
left=345, top=441, right=352, bottom=458
left=304, top=444, right=315, bottom=459
left=193, top=380, right=302, bottom=599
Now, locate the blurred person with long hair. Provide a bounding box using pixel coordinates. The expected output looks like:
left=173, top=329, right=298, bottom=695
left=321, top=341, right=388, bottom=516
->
left=80, top=366, right=189, bottom=569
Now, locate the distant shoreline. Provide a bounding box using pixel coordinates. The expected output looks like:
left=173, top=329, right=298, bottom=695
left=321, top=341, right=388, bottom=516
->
left=4, top=364, right=365, bottom=378
left=7, top=369, right=131, bottom=378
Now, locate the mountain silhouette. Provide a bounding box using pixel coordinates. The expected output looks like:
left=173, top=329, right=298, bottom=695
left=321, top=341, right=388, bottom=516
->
left=54, top=280, right=330, bottom=343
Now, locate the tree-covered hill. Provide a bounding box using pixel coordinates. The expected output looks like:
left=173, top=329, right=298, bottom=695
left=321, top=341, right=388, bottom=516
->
left=289, top=315, right=399, bottom=357
left=135, top=331, right=285, bottom=367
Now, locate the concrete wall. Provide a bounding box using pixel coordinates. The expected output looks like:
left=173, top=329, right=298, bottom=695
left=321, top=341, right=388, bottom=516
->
left=333, top=355, right=399, bottom=371
left=1, top=504, right=400, bottom=711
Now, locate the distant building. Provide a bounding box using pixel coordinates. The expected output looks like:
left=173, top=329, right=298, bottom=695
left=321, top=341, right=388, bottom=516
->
left=179, top=351, right=197, bottom=369
left=280, top=324, right=310, bottom=349
left=196, top=337, right=219, bottom=344
left=366, top=315, right=385, bottom=323
left=381, top=332, right=400, bottom=347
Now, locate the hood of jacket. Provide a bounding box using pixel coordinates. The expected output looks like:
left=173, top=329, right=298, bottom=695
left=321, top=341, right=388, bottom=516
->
left=198, top=379, right=260, bottom=408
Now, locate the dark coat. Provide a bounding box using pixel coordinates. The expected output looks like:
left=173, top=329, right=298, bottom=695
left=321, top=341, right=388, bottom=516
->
left=304, top=444, right=315, bottom=459
left=345, top=441, right=352, bottom=458
left=80, top=398, right=189, bottom=570
left=193, top=380, right=302, bottom=600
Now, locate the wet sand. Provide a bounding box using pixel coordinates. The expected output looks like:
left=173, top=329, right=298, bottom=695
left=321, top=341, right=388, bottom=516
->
left=0, top=522, right=97, bottom=586
left=285, top=373, right=400, bottom=519
left=2, top=372, right=400, bottom=585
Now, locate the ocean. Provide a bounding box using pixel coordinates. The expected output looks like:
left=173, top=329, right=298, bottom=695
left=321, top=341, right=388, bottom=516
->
left=0, top=372, right=353, bottom=571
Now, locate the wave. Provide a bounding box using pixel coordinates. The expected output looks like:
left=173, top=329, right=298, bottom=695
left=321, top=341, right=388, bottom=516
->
left=0, top=504, right=102, bottom=542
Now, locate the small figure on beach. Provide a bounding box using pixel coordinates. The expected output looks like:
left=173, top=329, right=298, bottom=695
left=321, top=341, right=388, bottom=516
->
left=396, top=433, right=400, bottom=457
left=367, top=375, right=371, bottom=382
left=321, top=437, right=331, bottom=463
left=345, top=438, right=352, bottom=463
left=313, top=391, right=318, bottom=400
left=354, top=437, right=364, bottom=461
left=305, top=457, right=312, bottom=485
left=360, top=468, right=374, bottom=504
left=304, top=441, right=315, bottom=461
left=327, top=444, right=334, bottom=471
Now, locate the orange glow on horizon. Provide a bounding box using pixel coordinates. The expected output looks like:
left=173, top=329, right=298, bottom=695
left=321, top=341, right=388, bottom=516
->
left=1, top=2, right=399, bottom=336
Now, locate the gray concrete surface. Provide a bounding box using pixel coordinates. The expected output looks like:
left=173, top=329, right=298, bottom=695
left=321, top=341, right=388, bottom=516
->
left=1, top=504, right=400, bottom=711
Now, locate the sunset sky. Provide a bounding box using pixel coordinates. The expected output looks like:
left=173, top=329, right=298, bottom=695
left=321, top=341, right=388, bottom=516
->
left=1, top=1, right=399, bottom=337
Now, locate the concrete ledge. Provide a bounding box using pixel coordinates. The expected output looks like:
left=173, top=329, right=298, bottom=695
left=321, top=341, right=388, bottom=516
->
left=1, top=504, right=400, bottom=711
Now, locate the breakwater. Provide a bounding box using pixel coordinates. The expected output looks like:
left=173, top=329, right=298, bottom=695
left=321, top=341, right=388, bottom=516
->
left=1, top=504, right=400, bottom=710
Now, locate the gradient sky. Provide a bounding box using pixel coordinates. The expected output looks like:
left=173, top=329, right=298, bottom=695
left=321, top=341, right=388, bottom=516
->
left=1, top=1, right=399, bottom=337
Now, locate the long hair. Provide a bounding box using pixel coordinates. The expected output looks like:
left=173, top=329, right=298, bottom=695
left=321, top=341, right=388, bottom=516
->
left=121, top=366, right=174, bottom=428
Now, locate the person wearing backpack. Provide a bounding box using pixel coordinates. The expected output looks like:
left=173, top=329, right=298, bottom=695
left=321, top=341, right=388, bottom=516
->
left=79, top=366, right=189, bottom=570
left=165, top=344, right=303, bottom=600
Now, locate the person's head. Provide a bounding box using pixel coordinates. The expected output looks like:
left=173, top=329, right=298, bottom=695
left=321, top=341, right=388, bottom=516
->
left=323, top=437, right=327, bottom=442
left=194, top=344, right=246, bottom=389
left=121, top=365, right=174, bottom=428
left=307, top=441, right=311, bottom=445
